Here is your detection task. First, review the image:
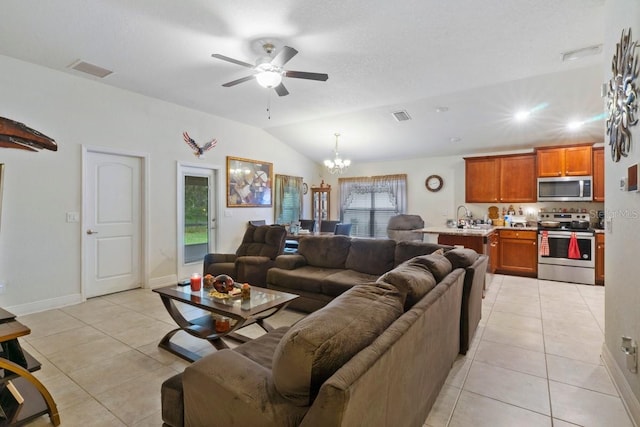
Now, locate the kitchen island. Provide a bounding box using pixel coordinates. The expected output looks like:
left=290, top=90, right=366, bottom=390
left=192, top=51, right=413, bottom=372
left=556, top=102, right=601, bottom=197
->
left=416, top=226, right=539, bottom=277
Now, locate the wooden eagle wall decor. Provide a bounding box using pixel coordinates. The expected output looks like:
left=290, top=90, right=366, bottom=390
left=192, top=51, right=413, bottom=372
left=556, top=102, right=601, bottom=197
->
left=183, top=131, right=217, bottom=158
left=0, top=117, right=57, bottom=152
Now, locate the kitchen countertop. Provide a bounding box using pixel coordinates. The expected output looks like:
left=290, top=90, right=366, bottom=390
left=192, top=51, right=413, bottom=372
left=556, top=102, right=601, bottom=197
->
left=415, top=226, right=538, bottom=237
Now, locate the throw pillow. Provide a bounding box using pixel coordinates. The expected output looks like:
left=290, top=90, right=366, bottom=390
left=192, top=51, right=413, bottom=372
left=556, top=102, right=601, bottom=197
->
left=271, top=283, right=403, bottom=406
left=408, top=254, right=452, bottom=282
left=444, top=248, right=479, bottom=269
left=377, top=262, right=437, bottom=309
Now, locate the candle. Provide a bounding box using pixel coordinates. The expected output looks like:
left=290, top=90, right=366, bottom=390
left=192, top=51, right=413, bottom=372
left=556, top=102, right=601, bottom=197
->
left=190, top=273, right=202, bottom=291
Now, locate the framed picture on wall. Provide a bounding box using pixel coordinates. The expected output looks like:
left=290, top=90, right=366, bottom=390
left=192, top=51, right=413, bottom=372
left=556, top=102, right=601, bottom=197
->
left=226, top=156, right=273, bottom=207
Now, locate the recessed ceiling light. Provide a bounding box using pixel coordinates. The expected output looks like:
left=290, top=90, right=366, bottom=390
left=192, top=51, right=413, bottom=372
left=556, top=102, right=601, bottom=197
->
left=561, top=44, right=602, bottom=62
left=449, top=137, right=461, bottom=143
left=514, top=110, right=531, bottom=121
left=567, top=120, right=584, bottom=130
left=435, top=106, right=449, bottom=113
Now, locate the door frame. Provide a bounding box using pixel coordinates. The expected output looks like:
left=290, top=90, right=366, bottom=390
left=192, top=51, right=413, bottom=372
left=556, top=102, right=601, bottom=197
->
left=81, top=145, right=150, bottom=298
left=176, top=161, right=220, bottom=280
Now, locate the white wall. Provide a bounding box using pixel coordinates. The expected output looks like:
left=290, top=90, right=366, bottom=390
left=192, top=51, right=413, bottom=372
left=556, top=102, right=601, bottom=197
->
left=603, top=0, right=640, bottom=422
left=0, top=55, right=317, bottom=313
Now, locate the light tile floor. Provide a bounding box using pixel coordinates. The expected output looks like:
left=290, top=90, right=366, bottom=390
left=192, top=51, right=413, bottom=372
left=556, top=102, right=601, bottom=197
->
left=425, top=274, right=634, bottom=427
left=11, top=275, right=634, bottom=426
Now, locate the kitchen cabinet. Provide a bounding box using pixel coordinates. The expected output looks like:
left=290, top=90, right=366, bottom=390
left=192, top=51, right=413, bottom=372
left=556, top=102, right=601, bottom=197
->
left=596, top=233, right=605, bottom=285
left=465, top=153, right=536, bottom=203
left=437, top=234, right=484, bottom=253
left=593, top=147, right=605, bottom=202
left=537, top=145, right=592, bottom=177
left=497, top=229, right=537, bottom=276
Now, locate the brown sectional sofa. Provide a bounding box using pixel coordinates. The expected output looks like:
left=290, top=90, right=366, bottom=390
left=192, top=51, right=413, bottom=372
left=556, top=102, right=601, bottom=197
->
left=266, top=235, right=451, bottom=313
left=162, top=249, right=473, bottom=427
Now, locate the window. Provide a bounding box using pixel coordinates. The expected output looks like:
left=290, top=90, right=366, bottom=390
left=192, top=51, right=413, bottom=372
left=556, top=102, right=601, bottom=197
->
left=339, top=174, right=407, bottom=238
left=274, top=174, right=303, bottom=224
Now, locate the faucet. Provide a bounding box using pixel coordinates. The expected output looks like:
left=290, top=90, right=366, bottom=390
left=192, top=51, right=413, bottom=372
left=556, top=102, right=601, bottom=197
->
left=456, top=205, right=470, bottom=228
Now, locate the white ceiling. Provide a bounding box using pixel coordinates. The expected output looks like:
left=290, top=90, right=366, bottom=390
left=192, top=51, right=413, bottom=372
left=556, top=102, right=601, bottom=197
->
left=0, top=0, right=608, bottom=163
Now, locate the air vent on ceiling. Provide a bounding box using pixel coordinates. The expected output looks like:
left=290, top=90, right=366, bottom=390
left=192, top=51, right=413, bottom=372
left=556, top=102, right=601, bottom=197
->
left=69, top=60, right=113, bottom=78
left=391, top=110, right=412, bottom=122
left=561, top=44, right=602, bottom=62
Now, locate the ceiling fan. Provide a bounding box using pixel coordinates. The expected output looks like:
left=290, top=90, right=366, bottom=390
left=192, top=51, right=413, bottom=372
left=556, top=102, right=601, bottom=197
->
left=211, top=43, right=328, bottom=96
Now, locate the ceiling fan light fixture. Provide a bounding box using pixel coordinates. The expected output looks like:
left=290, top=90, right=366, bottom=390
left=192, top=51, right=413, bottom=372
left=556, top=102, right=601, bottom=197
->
left=256, top=70, right=282, bottom=88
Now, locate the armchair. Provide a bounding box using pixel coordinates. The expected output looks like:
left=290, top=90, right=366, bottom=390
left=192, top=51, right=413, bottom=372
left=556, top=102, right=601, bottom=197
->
left=203, top=224, right=287, bottom=286
left=386, top=214, right=425, bottom=241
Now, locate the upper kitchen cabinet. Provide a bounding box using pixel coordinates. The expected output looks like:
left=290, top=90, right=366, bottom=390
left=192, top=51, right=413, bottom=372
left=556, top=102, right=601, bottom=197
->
left=593, top=147, right=604, bottom=202
left=465, top=153, right=536, bottom=203
left=465, top=156, right=499, bottom=202
left=536, top=145, right=592, bottom=177
left=464, top=154, right=536, bottom=203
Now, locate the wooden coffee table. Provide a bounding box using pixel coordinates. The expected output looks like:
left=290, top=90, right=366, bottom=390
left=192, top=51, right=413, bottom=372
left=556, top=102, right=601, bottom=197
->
left=153, top=285, right=298, bottom=362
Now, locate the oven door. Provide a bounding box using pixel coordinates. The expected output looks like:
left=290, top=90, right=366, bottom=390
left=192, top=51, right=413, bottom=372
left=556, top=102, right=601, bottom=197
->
left=538, top=231, right=595, bottom=268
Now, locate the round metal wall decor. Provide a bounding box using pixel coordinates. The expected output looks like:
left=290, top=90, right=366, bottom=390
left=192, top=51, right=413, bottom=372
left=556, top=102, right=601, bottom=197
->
left=606, top=28, right=639, bottom=162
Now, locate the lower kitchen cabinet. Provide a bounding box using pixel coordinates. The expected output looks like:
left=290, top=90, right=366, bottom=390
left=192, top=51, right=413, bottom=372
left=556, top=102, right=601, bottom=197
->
left=596, top=233, right=605, bottom=285
left=497, top=229, right=537, bottom=277
left=437, top=234, right=484, bottom=253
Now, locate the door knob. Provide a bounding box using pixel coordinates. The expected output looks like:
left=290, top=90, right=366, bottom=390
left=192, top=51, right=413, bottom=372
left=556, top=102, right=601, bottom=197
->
left=86, top=229, right=99, bottom=235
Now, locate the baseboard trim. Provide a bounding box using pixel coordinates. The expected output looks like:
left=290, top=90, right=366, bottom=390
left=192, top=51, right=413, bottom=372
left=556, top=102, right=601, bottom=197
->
left=5, top=293, right=84, bottom=316
left=602, top=343, right=640, bottom=427
left=148, top=274, right=178, bottom=289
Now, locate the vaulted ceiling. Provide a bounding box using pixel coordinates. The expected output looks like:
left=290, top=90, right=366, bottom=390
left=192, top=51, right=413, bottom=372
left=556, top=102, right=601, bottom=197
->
left=0, top=0, right=607, bottom=163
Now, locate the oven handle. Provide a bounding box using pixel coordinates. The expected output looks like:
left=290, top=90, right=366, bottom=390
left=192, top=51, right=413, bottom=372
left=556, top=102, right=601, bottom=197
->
left=539, top=231, right=594, bottom=239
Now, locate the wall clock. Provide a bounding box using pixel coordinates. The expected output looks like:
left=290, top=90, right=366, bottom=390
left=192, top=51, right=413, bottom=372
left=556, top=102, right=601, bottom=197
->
left=425, top=175, right=443, bottom=192
left=302, top=182, right=308, bottom=195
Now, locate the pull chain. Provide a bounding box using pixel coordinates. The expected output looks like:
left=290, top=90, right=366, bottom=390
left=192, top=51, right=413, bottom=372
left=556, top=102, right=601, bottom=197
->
left=266, top=90, right=272, bottom=120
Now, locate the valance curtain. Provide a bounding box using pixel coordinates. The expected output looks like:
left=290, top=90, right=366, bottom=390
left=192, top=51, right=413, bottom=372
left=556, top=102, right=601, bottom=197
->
left=274, top=174, right=303, bottom=224
left=338, top=174, right=407, bottom=237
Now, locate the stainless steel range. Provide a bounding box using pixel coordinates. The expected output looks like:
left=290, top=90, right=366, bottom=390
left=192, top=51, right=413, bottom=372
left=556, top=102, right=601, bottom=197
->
left=538, top=212, right=595, bottom=285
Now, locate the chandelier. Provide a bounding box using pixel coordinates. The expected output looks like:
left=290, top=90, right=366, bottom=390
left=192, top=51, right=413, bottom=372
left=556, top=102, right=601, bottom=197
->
left=324, top=133, right=351, bottom=174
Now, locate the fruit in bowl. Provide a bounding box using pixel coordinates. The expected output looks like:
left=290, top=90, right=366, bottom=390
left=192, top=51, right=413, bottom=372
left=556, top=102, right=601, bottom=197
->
left=203, top=274, right=215, bottom=289
left=213, top=274, right=234, bottom=293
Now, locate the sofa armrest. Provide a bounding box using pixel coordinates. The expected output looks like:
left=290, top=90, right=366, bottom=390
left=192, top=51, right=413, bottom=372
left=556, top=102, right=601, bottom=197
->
left=183, top=349, right=307, bottom=427
left=274, top=254, right=307, bottom=269
left=204, top=253, right=237, bottom=265
left=235, top=256, right=274, bottom=286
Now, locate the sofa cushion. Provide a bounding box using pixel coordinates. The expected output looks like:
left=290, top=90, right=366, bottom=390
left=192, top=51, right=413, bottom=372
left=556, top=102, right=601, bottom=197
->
left=298, top=235, right=351, bottom=268
left=377, top=261, right=437, bottom=309
left=408, top=254, right=453, bottom=282
left=345, top=238, right=396, bottom=275
left=272, top=283, right=403, bottom=406
left=267, top=266, right=342, bottom=294
left=444, top=248, right=479, bottom=269
left=321, top=270, right=380, bottom=297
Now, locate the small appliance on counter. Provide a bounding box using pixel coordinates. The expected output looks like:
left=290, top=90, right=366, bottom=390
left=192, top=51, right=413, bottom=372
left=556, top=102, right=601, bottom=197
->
left=508, top=215, right=528, bottom=227
left=596, top=210, right=605, bottom=229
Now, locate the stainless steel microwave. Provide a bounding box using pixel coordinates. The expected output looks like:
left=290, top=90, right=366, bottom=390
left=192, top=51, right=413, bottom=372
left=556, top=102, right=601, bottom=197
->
left=537, top=176, right=593, bottom=201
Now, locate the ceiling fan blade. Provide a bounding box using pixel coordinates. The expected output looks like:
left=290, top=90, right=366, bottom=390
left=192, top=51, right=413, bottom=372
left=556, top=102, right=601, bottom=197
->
left=284, top=70, right=329, bottom=81
left=274, top=83, right=289, bottom=97
left=211, top=54, right=255, bottom=69
left=271, top=46, right=298, bottom=67
left=222, top=74, right=256, bottom=87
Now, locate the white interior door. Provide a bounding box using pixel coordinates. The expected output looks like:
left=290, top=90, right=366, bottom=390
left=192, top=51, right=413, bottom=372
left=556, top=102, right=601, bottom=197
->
left=85, top=151, right=142, bottom=297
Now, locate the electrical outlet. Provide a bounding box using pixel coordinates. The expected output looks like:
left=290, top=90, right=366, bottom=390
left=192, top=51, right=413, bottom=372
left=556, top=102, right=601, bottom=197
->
left=224, top=210, right=232, bottom=217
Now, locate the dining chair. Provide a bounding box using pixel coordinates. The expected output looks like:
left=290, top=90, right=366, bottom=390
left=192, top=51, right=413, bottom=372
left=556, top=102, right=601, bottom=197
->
left=319, top=220, right=340, bottom=233
left=299, top=219, right=316, bottom=232
left=334, top=223, right=352, bottom=236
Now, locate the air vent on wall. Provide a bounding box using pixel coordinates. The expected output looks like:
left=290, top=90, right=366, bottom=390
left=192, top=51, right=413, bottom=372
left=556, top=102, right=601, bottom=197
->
left=391, top=110, right=412, bottom=122
left=68, top=60, right=113, bottom=78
